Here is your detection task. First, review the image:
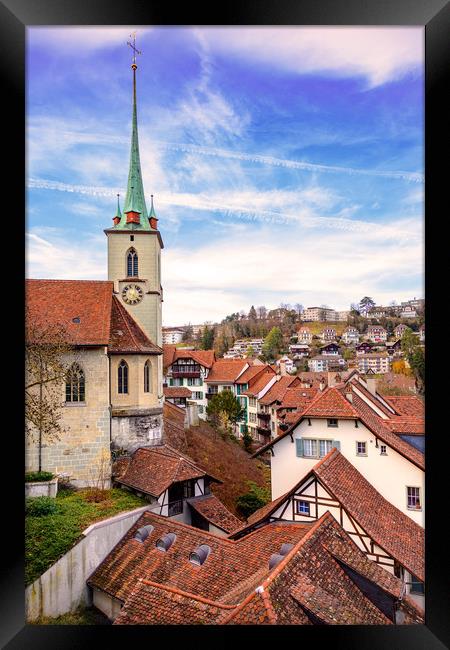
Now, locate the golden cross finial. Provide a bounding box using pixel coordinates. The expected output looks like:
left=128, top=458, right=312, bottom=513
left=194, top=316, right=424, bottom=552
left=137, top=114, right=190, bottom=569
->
left=127, top=31, right=142, bottom=69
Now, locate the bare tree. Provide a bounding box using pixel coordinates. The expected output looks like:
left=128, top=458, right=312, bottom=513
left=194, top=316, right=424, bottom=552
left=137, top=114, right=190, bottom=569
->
left=256, top=306, right=267, bottom=320
left=25, top=307, right=75, bottom=472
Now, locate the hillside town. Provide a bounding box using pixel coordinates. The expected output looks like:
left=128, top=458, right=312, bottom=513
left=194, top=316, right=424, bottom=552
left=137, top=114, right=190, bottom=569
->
left=24, top=40, right=425, bottom=628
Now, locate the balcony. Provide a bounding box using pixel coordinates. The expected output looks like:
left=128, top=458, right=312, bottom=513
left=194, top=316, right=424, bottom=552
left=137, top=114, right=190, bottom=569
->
left=258, top=412, right=271, bottom=421
left=257, top=425, right=271, bottom=435
left=172, top=368, right=201, bottom=379
left=206, top=392, right=218, bottom=400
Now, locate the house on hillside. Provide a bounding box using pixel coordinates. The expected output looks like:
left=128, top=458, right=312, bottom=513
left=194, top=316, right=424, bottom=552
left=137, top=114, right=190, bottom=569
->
left=342, top=326, right=360, bottom=344
left=297, top=326, right=313, bottom=343
left=164, top=347, right=216, bottom=419
left=308, top=356, right=345, bottom=373
left=319, top=327, right=337, bottom=342
left=356, top=341, right=373, bottom=355
left=253, top=377, right=424, bottom=528
left=162, top=328, right=185, bottom=344
left=320, top=342, right=340, bottom=356
left=394, top=324, right=409, bottom=339
left=419, top=324, right=425, bottom=342
left=112, top=444, right=240, bottom=536
left=289, top=343, right=310, bottom=357
left=366, top=326, right=387, bottom=343
left=234, top=448, right=424, bottom=608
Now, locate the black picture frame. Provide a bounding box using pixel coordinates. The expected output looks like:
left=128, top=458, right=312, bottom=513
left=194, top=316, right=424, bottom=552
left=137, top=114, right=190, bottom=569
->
left=2, top=0, right=448, bottom=647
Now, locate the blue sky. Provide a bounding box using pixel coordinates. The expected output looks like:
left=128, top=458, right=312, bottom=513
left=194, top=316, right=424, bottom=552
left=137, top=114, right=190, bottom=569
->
left=26, top=27, right=424, bottom=325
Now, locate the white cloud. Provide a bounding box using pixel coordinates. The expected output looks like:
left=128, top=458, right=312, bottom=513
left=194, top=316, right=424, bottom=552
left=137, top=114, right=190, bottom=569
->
left=28, top=27, right=153, bottom=54
left=26, top=219, right=423, bottom=324
left=202, top=27, right=423, bottom=87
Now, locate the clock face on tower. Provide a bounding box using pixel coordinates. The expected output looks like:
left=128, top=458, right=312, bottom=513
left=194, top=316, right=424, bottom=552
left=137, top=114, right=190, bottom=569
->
left=122, top=284, right=143, bottom=305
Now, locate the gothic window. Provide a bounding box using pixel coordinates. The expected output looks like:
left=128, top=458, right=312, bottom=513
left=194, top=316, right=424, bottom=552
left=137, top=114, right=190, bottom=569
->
left=118, top=360, right=128, bottom=394
left=65, top=363, right=85, bottom=402
left=127, top=248, right=138, bottom=277
left=144, top=360, right=151, bottom=393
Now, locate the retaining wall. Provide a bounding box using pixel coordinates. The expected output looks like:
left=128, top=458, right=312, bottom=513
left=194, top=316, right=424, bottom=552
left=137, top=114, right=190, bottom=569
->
left=26, top=504, right=149, bottom=621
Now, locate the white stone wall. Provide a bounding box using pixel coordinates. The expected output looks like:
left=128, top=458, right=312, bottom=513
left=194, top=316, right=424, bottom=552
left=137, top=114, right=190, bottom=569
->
left=26, top=505, right=151, bottom=621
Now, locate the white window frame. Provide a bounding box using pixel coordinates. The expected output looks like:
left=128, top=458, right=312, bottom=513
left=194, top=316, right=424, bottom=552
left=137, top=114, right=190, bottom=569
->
left=356, top=441, right=367, bottom=456
left=407, top=486, right=421, bottom=511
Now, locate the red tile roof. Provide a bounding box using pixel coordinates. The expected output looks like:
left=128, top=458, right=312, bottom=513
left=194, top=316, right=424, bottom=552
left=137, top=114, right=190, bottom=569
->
left=259, top=376, right=300, bottom=406
left=236, top=364, right=270, bottom=385
left=301, top=387, right=359, bottom=418
left=205, top=359, right=249, bottom=382
left=163, top=346, right=216, bottom=370
left=113, top=445, right=220, bottom=498
left=382, top=395, right=424, bottom=417
left=234, top=448, right=424, bottom=583
left=278, top=386, right=318, bottom=409
left=109, top=296, right=162, bottom=354
left=163, top=387, right=192, bottom=398
left=26, top=279, right=161, bottom=354
left=26, top=279, right=113, bottom=345
left=242, top=372, right=276, bottom=397
left=92, top=511, right=423, bottom=625
left=187, top=495, right=243, bottom=534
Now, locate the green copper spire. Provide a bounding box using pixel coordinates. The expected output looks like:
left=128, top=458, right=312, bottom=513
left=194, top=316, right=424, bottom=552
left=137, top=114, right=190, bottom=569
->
left=114, top=193, right=122, bottom=219
left=149, top=194, right=157, bottom=219
left=113, top=36, right=153, bottom=231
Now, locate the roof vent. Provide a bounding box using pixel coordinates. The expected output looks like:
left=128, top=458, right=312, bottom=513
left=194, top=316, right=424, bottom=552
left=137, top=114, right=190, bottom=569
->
left=156, top=532, right=176, bottom=551
left=134, top=524, right=154, bottom=543
left=72, top=317, right=81, bottom=324
left=268, top=553, right=284, bottom=570
left=279, top=543, right=294, bottom=556
left=189, top=544, right=211, bottom=566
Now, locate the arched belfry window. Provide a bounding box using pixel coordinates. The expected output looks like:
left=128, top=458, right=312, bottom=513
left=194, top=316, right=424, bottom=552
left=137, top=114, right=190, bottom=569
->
left=144, top=360, right=151, bottom=393
left=127, top=248, right=138, bottom=277
left=66, top=363, right=85, bottom=402
left=118, top=360, right=128, bottom=394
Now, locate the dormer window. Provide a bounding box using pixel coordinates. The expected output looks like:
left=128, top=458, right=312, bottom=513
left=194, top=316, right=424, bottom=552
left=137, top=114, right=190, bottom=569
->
left=127, top=248, right=138, bottom=277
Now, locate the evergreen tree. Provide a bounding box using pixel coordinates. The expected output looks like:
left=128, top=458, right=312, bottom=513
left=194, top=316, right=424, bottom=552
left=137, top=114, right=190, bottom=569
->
left=262, top=326, right=284, bottom=361
left=248, top=305, right=257, bottom=320
left=200, top=325, right=215, bottom=350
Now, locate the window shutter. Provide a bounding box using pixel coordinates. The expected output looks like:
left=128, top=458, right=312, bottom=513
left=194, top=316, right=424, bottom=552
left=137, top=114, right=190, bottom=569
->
left=332, top=440, right=341, bottom=451
left=295, top=438, right=303, bottom=457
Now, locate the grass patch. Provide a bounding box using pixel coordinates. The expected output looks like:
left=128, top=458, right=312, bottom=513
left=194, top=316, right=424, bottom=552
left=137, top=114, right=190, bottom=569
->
left=25, top=488, right=147, bottom=586
left=31, top=606, right=111, bottom=625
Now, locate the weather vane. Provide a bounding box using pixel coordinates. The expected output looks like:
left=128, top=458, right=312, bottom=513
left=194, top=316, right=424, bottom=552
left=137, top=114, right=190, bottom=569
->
left=127, top=32, right=142, bottom=69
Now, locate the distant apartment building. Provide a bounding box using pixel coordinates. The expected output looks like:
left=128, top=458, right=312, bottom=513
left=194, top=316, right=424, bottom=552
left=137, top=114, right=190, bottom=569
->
left=366, top=307, right=388, bottom=319
left=342, top=326, right=360, bottom=344
left=191, top=324, right=206, bottom=337
left=224, top=338, right=264, bottom=359
left=366, top=326, right=387, bottom=343
left=357, top=353, right=391, bottom=374
left=309, top=355, right=346, bottom=373
left=162, top=328, right=185, bottom=344
left=400, top=305, right=418, bottom=318
left=402, top=297, right=424, bottom=310
left=335, top=310, right=350, bottom=321
left=302, top=307, right=337, bottom=322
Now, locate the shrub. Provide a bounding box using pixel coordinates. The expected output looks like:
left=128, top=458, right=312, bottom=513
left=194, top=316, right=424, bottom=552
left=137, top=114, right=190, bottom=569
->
left=242, top=431, right=253, bottom=452
left=26, top=496, right=58, bottom=517
left=236, top=480, right=271, bottom=518
left=82, top=488, right=110, bottom=503
left=25, top=471, right=54, bottom=483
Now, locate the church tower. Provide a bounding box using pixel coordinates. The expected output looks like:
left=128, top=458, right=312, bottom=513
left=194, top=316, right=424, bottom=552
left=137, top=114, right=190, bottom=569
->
left=104, top=41, right=163, bottom=351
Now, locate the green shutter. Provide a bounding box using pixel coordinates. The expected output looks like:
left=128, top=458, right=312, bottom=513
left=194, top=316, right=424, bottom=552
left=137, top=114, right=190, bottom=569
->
left=296, top=438, right=303, bottom=457
left=332, top=440, right=341, bottom=451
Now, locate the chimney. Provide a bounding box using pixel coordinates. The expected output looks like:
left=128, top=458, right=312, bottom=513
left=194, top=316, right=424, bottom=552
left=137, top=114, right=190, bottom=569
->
left=279, top=360, right=287, bottom=377
left=184, top=402, right=199, bottom=429
left=366, top=377, right=377, bottom=396
left=319, top=376, right=325, bottom=391
left=327, top=371, right=338, bottom=387
left=345, top=391, right=353, bottom=403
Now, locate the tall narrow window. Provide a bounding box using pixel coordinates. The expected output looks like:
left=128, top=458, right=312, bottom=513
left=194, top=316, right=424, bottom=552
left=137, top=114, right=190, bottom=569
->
left=118, top=360, right=128, bottom=394
left=65, top=363, right=85, bottom=402
left=144, top=360, right=151, bottom=393
left=127, top=248, right=138, bottom=277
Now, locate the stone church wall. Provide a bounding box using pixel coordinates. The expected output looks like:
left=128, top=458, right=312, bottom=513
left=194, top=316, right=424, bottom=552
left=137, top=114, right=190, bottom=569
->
left=25, top=348, right=111, bottom=487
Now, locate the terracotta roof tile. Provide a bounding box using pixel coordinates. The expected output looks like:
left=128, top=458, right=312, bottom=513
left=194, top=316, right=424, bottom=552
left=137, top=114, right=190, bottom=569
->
left=206, top=359, right=249, bottom=382
left=109, top=296, right=162, bottom=354
left=302, top=387, right=359, bottom=418
left=259, top=376, right=300, bottom=405
left=163, top=386, right=192, bottom=398
left=187, top=495, right=243, bottom=533
left=26, top=279, right=113, bottom=345
left=382, top=395, right=424, bottom=418
left=114, top=445, right=217, bottom=497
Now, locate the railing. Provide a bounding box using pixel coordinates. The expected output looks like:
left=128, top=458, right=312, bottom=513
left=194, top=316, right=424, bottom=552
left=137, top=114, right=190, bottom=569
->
left=206, top=392, right=217, bottom=400
left=257, top=425, right=271, bottom=435
left=258, top=412, right=271, bottom=421
left=172, top=370, right=201, bottom=378
left=168, top=500, right=183, bottom=516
